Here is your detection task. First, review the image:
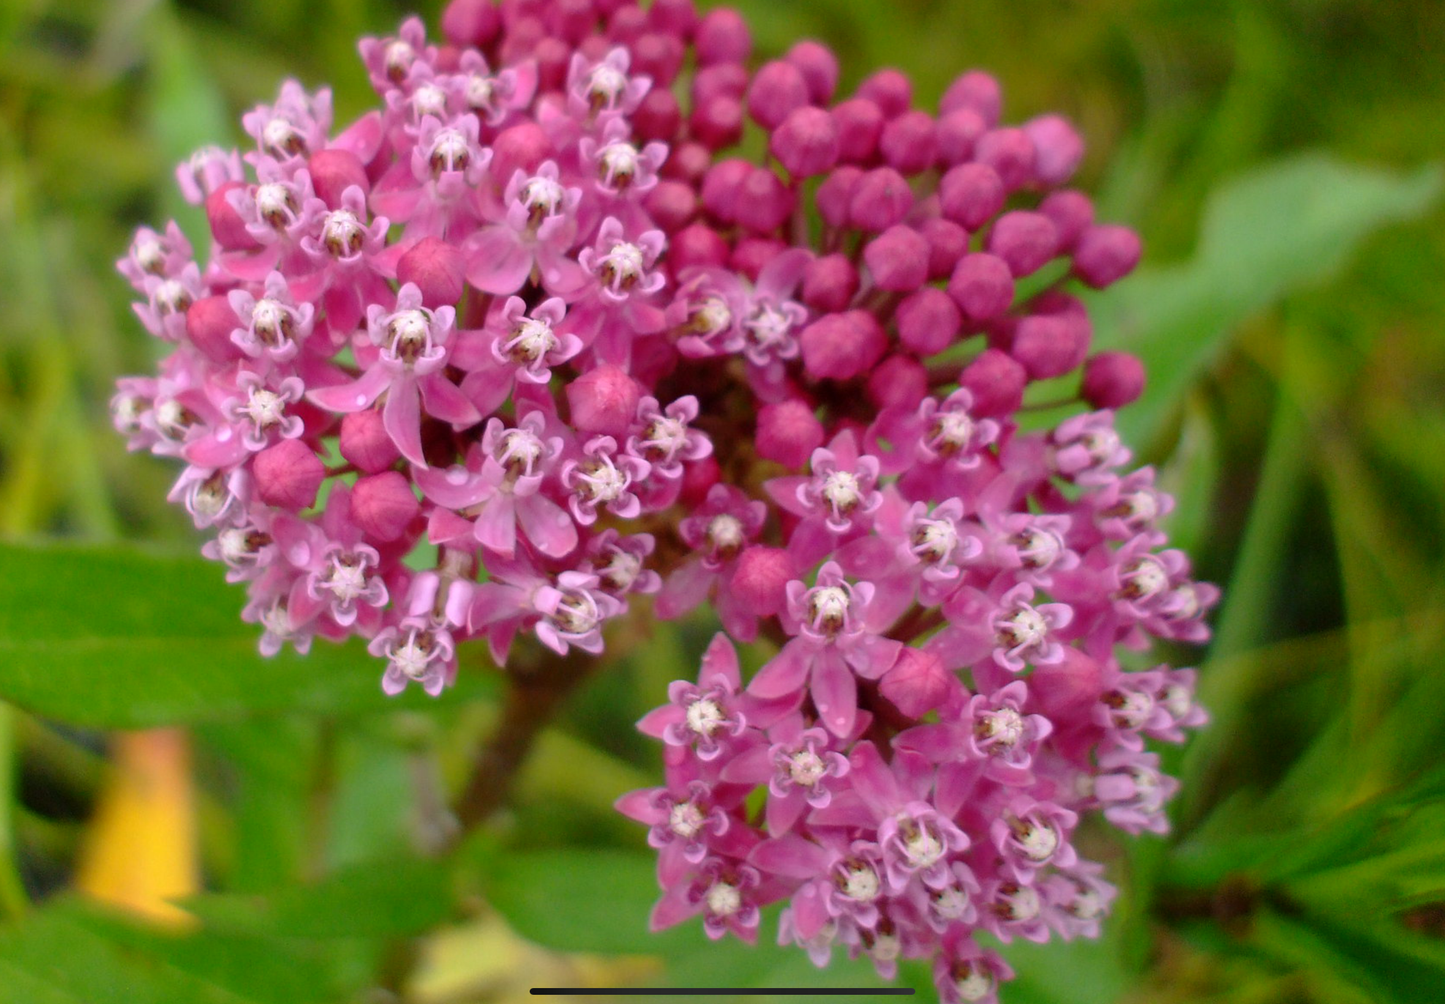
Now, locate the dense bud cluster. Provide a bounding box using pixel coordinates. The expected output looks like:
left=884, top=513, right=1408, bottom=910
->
left=115, top=1, right=1213, bottom=997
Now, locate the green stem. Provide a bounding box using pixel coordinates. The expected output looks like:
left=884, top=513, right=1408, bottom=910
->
left=0, top=703, right=30, bottom=921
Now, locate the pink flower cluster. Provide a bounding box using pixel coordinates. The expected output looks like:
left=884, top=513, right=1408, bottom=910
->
left=113, top=0, right=1215, bottom=997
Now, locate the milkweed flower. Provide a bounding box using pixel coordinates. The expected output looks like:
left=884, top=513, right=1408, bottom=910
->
left=115, top=1, right=1213, bottom=998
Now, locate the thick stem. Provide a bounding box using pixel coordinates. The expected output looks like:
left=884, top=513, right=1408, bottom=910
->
left=450, top=648, right=594, bottom=836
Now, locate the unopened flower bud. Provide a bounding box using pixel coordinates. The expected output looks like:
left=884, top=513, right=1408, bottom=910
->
left=756, top=399, right=824, bottom=468
left=690, top=95, right=745, bottom=150
left=941, top=69, right=1002, bottom=123
left=849, top=167, right=913, bottom=232
left=694, top=7, right=751, bottom=65
left=960, top=348, right=1028, bottom=417
left=633, top=88, right=682, bottom=141
left=254, top=439, right=324, bottom=511
left=936, top=107, right=987, bottom=165
left=1039, top=190, right=1094, bottom=252
left=1072, top=225, right=1142, bottom=288
left=207, top=182, right=258, bottom=250
left=644, top=180, right=698, bottom=232
left=948, top=253, right=1014, bottom=323
left=896, top=287, right=960, bottom=356
left=339, top=409, right=401, bottom=474
left=880, top=111, right=936, bottom=174
left=307, top=149, right=369, bottom=209
left=397, top=237, right=466, bottom=309
left=867, top=354, right=928, bottom=411
left=352, top=470, right=420, bottom=542
left=633, top=32, right=684, bottom=86
left=1081, top=351, right=1146, bottom=409
left=567, top=363, right=643, bottom=436
left=441, top=0, right=501, bottom=47
left=692, top=63, right=749, bottom=105
left=731, top=546, right=795, bottom=617
left=802, top=253, right=859, bottom=313
left=1029, top=648, right=1104, bottom=719
left=701, top=158, right=751, bottom=223
left=856, top=68, right=911, bottom=118
left=490, top=123, right=552, bottom=182
left=1012, top=314, right=1086, bottom=379
left=940, top=163, right=1004, bottom=229
left=832, top=98, right=884, bottom=164
left=918, top=218, right=969, bottom=280
left=186, top=295, right=244, bottom=363
left=786, top=40, right=838, bottom=103
left=747, top=60, right=809, bottom=129
left=667, top=223, right=729, bottom=276
left=975, top=127, right=1036, bottom=192
left=730, top=236, right=786, bottom=281
left=1023, top=114, right=1084, bottom=186
left=800, top=310, right=886, bottom=381
left=771, top=106, right=839, bottom=178
left=863, top=225, right=930, bottom=292
left=734, top=167, right=794, bottom=234
left=647, top=0, right=698, bottom=37
left=879, top=647, right=952, bottom=717
left=815, top=165, right=862, bottom=228
left=987, top=211, right=1059, bottom=277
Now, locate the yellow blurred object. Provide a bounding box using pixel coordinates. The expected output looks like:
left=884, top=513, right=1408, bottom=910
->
left=74, top=728, right=198, bottom=928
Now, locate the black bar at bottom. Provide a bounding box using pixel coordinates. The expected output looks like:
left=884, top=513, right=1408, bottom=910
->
left=530, top=990, right=915, bottom=996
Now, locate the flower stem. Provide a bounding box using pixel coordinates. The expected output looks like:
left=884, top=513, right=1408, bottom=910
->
left=0, top=703, right=29, bottom=921
left=450, top=648, right=594, bottom=837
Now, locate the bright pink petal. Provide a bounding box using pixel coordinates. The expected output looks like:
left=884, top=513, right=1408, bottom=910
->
left=382, top=375, right=426, bottom=467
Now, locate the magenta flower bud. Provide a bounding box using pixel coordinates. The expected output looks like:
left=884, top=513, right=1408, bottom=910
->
left=866, top=354, right=928, bottom=411
left=947, top=253, right=1014, bottom=323
left=1012, top=314, right=1085, bottom=379
left=690, top=94, right=745, bottom=150
left=442, top=0, right=501, bottom=47
left=667, top=223, right=729, bottom=276
left=896, top=287, right=960, bottom=356
left=801, top=253, right=859, bottom=313
left=1023, top=114, right=1084, bottom=186
left=207, top=182, right=257, bottom=250
left=786, top=40, right=839, bottom=103
left=1073, top=224, right=1142, bottom=288
left=880, top=111, right=936, bottom=175
left=986, top=211, right=1059, bottom=277
left=1039, top=189, right=1095, bottom=252
left=647, top=0, right=698, bottom=37
left=633, top=88, right=682, bottom=141
left=534, top=39, right=572, bottom=90
left=800, top=310, right=886, bottom=381
left=770, top=106, right=839, bottom=178
left=730, top=236, right=787, bottom=281
left=547, top=0, right=595, bottom=41
left=856, top=68, right=911, bottom=118
left=499, top=19, right=545, bottom=65
left=186, top=295, right=243, bottom=364
left=831, top=98, right=884, bottom=164
left=254, top=439, right=324, bottom=512
left=747, top=60, right=809, bottom=130
left=692, top=62, right=749, bottom=105
left=352, top=470, right=420, bottom=542
left=644, top=180, right=697, bottom=232
left=694, top=7, right=751, bottom=65
left=1081, top=351, right=1146, bottom=409
left=340, top=409, right=401, bottom=474
left=849, top=167, right=913, bottom=232
left=1028, top=647, right=1103, bottom=719
left=567, top=363, right=643, bottom=436
left=863, top=225, right=929, bottom=292
left=307, top=149, right=369, bottom=209
left=756, top=399, right=824, bottom=468
left=936, top=107, right=987, bottom=165
left=734, top=167, right=794, bottom=234
left=939, top=163, right=1004, bottom=229
left=940, top=69, right=1001, bottom=124
left=960, top=347, right=1028, bottom=417
left=918, top=217, right=969, bottom=280
left=700, top=158, right=751, bottom=223
left=606, top=5, right=647, bottom=43
left=974, top=127, right=1037, bottom=192
left=490, top=123, right=552, bottom=182
left=397, top=236, right=466, bottom=309
left=731, top=546, right=795, bottom=617
left=663, top=140, right=711, bottom=184
left=879, top=647, right=951, bottom=717
left=633, top=32, right=684, bottom=86
left=815, top=165, right=862, bottom=229
left=680, top=454, right=720, bottom=508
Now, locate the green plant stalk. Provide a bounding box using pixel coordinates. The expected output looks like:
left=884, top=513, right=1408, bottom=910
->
left=0, top=702, right=30, bottom=921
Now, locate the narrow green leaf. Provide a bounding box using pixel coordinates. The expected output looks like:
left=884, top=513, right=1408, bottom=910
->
left=0, top=540, right=495, bottom=728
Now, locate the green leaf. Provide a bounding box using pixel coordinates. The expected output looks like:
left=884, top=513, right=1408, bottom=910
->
left=0, top=540, right=496, bottom=728
left=185, top=855, right=452, bottom=938
left=1091, top=155, right=1442, bottom=449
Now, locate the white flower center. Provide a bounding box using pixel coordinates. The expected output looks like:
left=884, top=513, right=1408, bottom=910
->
left=743, top=304, right=792, bottom=351
left=599, top=241, right=646, bottom=287
left=255, top=183, right=296, bottom=229
left=412, top=83, right=448, bottom=120
left=262, top=117, right=305, bottom=157
left=931, top=410, right=975, bottom=453
left=322, top=209, right=364, bottom=257
left=599, top=141, right=640, bottom=185
left=912, top=518, right=958, bottom=563
left=1015, top=820, right=1059, bottom=861
left=706, top=514, right=744, bottom=556
left=954, top=965, right=993, bottom=1002
left=325, top=556, right=368, bottom=604
left=428, top=129, right=471, bottom=175
left=839, top=863, right=880, bottom=902
left=497, top=428, right=545, bottom=474
left=1160, top=683, right=1191, bottom=720
left=523, top=176, right=565, bottom=216
left=976, top=706, right=1024, bottom=749
left=387, top=309, right=432, bottom=360
left=902, top=821, right=945, bottom=869
left=996, top=607, right=1047, bottom=649
left=932, top=887, right=971, bottom=921
left=685, top=698, right=725, bottom=737
left=808, top=586, right=851, bottom=634
left=995, top=883, right=1041, bottom=922
left=694, top=296, right=732, bottom=336
left=1120, top=556, right=1169, bottom=601
left=787, top=748, right=827, bottom=787
left=668, top=801, right=704, bottom=839
left=821, top=471, right=862, bottom=515
left=505, top=317, right=557, bottom=363
left=587, top=64, right=627, bottom=106
left=1072, top=888, right=1105, bottom=920
left=135, top=238, right=165, bottom=274
left=241, top=388, right=286, bottom=430
left=465, top=74, right=496, bottom=109
left=705, top=882, right=741, bottom=917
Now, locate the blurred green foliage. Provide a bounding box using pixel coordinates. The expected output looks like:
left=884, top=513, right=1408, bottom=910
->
left=1, top=0, right=1443, bottom=1001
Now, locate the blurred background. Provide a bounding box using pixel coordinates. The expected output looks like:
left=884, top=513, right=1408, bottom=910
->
left=1, top=0, right=1443, bottom=1001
